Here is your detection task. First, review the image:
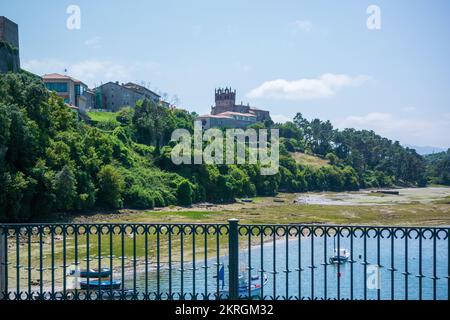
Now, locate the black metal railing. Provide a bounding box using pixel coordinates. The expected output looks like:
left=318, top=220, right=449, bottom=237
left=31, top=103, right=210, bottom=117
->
left=0, top=221, right=448, bottom=300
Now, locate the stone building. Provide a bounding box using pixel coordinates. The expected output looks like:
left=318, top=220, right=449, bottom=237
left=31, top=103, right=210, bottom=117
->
left=198, top=88, right=271, bottom=129
left=0, top=16, right=20, bottom=73
left=0, top=16, right=19, bottom=48
left=95, top=81, right=161, bottom=111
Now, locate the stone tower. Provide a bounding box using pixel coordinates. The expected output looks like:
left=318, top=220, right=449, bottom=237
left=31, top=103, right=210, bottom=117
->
left=212, top=87, right=236, bottom=114
left=0, top=17, right=19, bottom=48
left=0, top=16, right=20, bottom=73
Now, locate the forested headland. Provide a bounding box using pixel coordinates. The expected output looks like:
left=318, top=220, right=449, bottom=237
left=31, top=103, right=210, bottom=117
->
left=0, top=72, right=441, bottom=222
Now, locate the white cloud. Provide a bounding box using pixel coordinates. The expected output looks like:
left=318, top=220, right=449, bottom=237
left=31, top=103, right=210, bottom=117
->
left=22, top=59, right=67, bottom=74
left=22, top=58, right=160, bottom=88
left=84, top=36, right=101, bottom=49
left=294, top=20, right=313, bottom=32
left=247, top=74, right=371, bottom=100
left=70, top=60, right=132, bottom=84
left=271, top=114, right=291, bottom=124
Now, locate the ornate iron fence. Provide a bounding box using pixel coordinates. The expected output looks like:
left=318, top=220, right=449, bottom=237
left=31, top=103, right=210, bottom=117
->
left=0, top=221, right=448, bottom=300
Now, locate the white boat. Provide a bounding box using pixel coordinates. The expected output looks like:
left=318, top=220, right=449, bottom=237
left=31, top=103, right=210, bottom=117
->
left=329, top=248, right=350, bottom=264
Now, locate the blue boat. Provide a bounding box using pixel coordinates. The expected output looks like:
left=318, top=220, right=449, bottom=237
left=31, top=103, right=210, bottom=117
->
left=216, top=266, right=269, bottom=299
left=79, top=279, right=122, bottom=290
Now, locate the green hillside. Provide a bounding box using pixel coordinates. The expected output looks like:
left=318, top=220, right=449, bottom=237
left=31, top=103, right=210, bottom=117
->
left=0, top=72, right=430, bottom=222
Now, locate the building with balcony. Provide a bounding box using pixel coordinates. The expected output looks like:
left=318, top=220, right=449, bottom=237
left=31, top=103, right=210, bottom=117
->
left=42, top=73, right=93, bottom=110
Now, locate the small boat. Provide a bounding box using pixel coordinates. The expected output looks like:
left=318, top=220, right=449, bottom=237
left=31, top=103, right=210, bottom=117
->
left=79, top=268, right=112, bottom=279
left=329, top=248, right=350, bottom=264
left=217, top=266, right=269, bottom=299
left=219, top=274, right=269, bottom=299
left=241, top=198, right=253, bottom=203
left=79, top=279, right=122, bottom=290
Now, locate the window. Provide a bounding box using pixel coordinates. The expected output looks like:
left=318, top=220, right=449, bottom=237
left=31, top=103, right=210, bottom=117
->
left=45, top=82, right=68, bottom=93
left=75, top=84, right=86, bottom=96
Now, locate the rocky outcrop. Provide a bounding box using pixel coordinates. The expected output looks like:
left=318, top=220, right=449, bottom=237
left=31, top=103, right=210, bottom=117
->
left=0, top=41, right=20, bottom=73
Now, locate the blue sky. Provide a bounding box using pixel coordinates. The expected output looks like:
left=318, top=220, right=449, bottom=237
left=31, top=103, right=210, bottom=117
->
left=2, top=0, right=450, bottom=148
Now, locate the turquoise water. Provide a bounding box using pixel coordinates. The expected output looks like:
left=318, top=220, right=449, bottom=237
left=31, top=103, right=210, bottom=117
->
left=125, top=234, right=449, bottom=300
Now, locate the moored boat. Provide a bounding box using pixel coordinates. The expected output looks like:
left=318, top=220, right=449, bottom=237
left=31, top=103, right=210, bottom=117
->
left=329, top=248, right=350, bottom=264
left=79, top=279, right=122, bottom=290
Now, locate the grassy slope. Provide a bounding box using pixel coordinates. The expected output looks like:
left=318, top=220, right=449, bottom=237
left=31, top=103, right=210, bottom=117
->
left=290, top=152, right=330, bottom=168
left=87, top=111, right=119, bottom=124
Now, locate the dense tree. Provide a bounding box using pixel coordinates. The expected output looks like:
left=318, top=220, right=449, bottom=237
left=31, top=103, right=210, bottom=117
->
left=96, top=165, right=125, bottom=209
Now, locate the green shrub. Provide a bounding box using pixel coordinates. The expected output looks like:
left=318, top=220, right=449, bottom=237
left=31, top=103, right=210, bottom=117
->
left=125, top=185, right=154, bottom=209
left=177, top=180, right=193, bottom=206
left=97, top=165, right=125, bottom=209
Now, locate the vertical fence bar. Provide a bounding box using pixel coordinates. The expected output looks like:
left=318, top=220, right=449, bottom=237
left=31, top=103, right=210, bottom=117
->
left=39, top=227, right=43, bottom=298
left=404, top=229, right=408, bottom=300
left=192, top=228, right=196, bottom=300
left=285, top=227, right=289, bottom=300
left=74, top=226, right=79, bottom=300
left=297, top=227, right=302, bottom=300
left=323, top=229, right=327, bottom=300
left=390, top=230, right=395, bottom=300
left=109, top=225, right=113, bottom=300
left=433, top=231, right=437, bottom=300
left=62, top=226, right=67, bottom=299
left=121, top=227, right=125, bottom=299
left=180, top=228, right=184, bottom=299
left=248, top=227, right=252, bottom=299
left=145, top=226, right=149, bottom=299
left=27, top=227, right=31, bottom=299
left=0, top=226, right=6, bottom=300
left=51, top=227, right=55, bottom=299
left=15, top=227, right=20, bottom=300
left=228, top=219, right=239, bottom=300
left=156, top=227, right=161, bottom=299
left=310, top=228, right=315, bottom=300
left=350, top=227, right=354, bottom=300
left=216, top=228, right=220, bottom=300
left=377, top=229, right=381, bottom=301
left=272, top=227, right=276, bottom=299
left=418, top=229, right=423, bottom=300
left=260, top=226, right=264, bottom=300
left=168, top=226, right=172, bottom=300
left=203, top=227, right=208, bottom=300
left=86, top=227, right=90, bottom=300
left=363, top=228, right=367, bottom=300
left=337, top=228, right=341, bottom=300
left=97, top=225, right=102, bottom=300
left=133, top=227, right=137, bottom=298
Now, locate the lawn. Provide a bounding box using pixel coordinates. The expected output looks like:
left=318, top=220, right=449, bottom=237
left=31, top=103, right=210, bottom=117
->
left=290, top=152, right=330, bottom=168
left=87, top=111, right=119, bottom=124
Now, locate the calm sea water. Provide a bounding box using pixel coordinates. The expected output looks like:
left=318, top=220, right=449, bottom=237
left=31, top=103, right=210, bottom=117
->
left=124, top=234, right=449, bottom=300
